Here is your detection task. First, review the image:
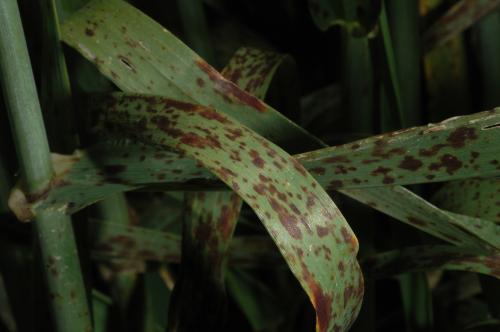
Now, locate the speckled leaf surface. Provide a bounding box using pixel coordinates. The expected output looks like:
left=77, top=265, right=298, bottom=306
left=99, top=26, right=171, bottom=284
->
left=297, top=109, right=500, bottom=190
left=362, top=245, right=500, bottom=279
left=24, top=108, right=500, bottom=217
left=60, top=0, right=320, bottom=150
left=90, top=219, right=282, bottom=267
left=170, top=46, right=288, bottom=329
left=220, top=47, right=287, bottom=100
left=169, top=192, right=241, bottom=330
left=308, top=0, right=381, bottom=36
left=94, top=93, right=362, bottom=332
left=90, top=219, right=181, bottom=263
left=424, top=0, right=500, bottom=51
left=341, top=186, right=498, bottom=252
left=432, top=179, right=500, bottom=223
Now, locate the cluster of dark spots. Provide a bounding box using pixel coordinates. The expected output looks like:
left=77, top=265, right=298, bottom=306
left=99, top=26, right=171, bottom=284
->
left=180, top=132, right=222, bottom=149
left=310, top=167, right=326, bottom=176
left=340, top=227, right=357, bottom=250
left=229, top=149, right=242, bottom=162
left=470, top=151, right=480, bottom=163
left=300, top=262, right=334, bottom=332
left=225, top=128, right=243, bottom=140
left=323, top=155, right=350, bottom=164
left=195, top=59, right=267, bottom=112
left=316, top=225, right=329, bottom=237
left=371, top=166, right=395, bottom=184
left=269, top=197, right=302, bottom=239
left=217, top=166, right=237, bottom=182
left=398, top=155, right=423, bottom=171
left=371, top=139, right=406, bottom=159
left=329, top=180, right=343, bottom=190
left=429, top=154, right=462, bottom=175
left=419, top=143, right=447, bottom=157
left=426, top=174, right=436, bottom=180
left=218, top=204, right=238, bottom=240
left=150, top=115, right=183, bottom=138
left=343, top=286, right=354, bottom=308
left=350, top=143, right=360, bottom=150
left=291, top=158, right=307, bottom=176
left=85, top=28, right=95, bottom=37
left=249, top=149, right=265, bottom=168
left=447, top=127, right=477, bottom=148
left=198, top=108, right=230, bottom=124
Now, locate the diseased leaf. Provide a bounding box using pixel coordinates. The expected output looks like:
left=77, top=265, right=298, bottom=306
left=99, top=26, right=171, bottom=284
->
left=221, top=47, right=287, bottom=100
left=90, top=219, right=282, bottom=267
left=424, top=0, right=500, bottom=52
left=168, top=192, right=241, bottom=330
left=16, top=109, right=500, bottom=218
left=432, top=179, right=500, bottom=223
left=362, top=245, right=500, bottom=280
left=169, top=46, right=288, bottom=329
left=93, top=92, right=362, bottom=331
left=60, top=0, right=321, bottom=151
left=341, top=186, right=499, bottom=251
left=297, top=109, right=500, bottom=190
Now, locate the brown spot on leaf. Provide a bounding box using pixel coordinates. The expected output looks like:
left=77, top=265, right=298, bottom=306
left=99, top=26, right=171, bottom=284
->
left=447, top=127, right=477, bottom=148
left=429, top=154, right=462, bottom=175
left=85, top=28, right=94, bottom=37
left=398, top=156, right=423, bottom=171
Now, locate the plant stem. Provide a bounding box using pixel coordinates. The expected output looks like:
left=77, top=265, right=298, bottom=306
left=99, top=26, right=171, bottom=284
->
left=0, top=0, right=91, bottom=330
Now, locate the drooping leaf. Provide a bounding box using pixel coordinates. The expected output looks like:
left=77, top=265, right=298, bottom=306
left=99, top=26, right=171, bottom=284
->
left=424, top=0, right=500, bottom=52
left=60, top=0, right=321, bottom=151
left=92, top=92, right=362, bottom=331
left=90, top=219, right=282, bottom=267
left=432, top=179, right=500, bottom=223
left=341, top=186, right=499, bottom=251
left=297, top=109, right=500, bottom=190
left=168, top=191, right=241, bottom=330
left=13, top=108, right=499, bottom=219
left=169, top=46, right=287, bottom=329
left=362, top=245, right=500, bottom=279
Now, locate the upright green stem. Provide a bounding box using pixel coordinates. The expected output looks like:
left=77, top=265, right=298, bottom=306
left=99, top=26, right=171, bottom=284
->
left=0, top=0, right=91, bottom=330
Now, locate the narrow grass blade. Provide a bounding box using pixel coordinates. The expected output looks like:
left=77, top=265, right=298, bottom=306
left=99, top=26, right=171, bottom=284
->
left=341, top=186, right=498, bottom=251
left=297, top=110, right=500, bottom=190
left=90, top=219, right=282, bottom=267
left=177, top=0, right=215, bottom=65
left=386, top=0, right=422, bottom=127
left=362, top=245, right=500, bottom=279
left=227, top=268, right=284, bottom=331
left=92, top=290, right=111, bottom=332
left=142, top=272, right=170, bottom=332
left=168, top=192, right=240, bottom=330
left=432, top=179, right=500, bottom=223
left=424, top=0, right=500, bottom=52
